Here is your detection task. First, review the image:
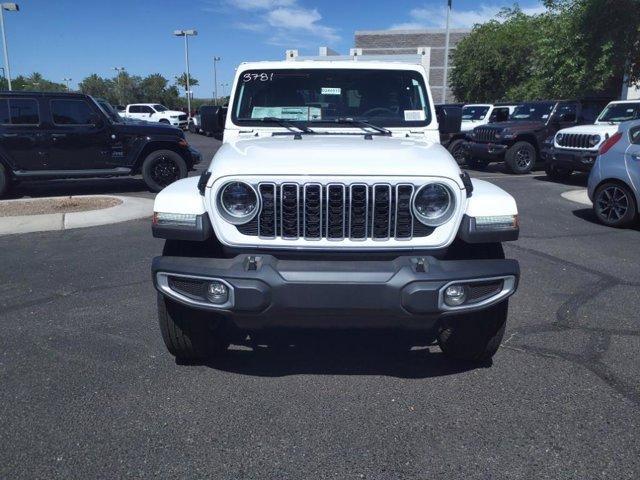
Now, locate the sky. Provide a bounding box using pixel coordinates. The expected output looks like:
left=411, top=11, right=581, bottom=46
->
left=4, top=0, right=546, bottom=98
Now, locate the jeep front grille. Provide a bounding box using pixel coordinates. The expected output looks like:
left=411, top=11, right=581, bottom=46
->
left=237, top=182, right=434, bottom=240
left=556, top=133, right=593, bottom=149
left=474, top=127, right=500, bottom=143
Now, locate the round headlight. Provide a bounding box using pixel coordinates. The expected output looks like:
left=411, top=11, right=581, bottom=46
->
left=589, top=134, right=601, bottom=147
left=218, top=181, right=259, bottom=224
left=412, top=183, right=456, bottom=227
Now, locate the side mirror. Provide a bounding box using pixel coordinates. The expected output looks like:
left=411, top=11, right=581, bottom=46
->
left=149, top=112, right=154, bottom=117
left=436, top=105, right=462, bottom=134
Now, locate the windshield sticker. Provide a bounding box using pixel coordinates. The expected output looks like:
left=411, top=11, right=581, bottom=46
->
left=321, top=87, right=341, bottom=95
left=251, top=106, right=321, bottom=121
left=242, top=72, right=275, bottom=82
left=404, top=110, right=425, bottom=121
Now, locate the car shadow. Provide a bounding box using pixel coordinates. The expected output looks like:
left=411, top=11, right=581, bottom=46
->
left=195, top=330, right=489, bottom=378
left=534, top=172, right=589, bottom=187
left=573, top=207, right=640, bottom=232
left=7, top=177, right=152, bottom=199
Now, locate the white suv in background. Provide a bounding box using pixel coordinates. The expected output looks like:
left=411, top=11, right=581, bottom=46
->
left=546, top=100, right=640, bottom=180
left=461, top=104, right=518, bottom=132
left=123, top=103, right=188, bottom=128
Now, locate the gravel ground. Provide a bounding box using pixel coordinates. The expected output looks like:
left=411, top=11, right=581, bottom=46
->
left=0, top=196, right=122, bottom=217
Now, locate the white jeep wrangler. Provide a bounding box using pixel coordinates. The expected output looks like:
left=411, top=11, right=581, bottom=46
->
left=546, top=100, right=640, bottom=180
left=151, top=60, right=520, bottom=363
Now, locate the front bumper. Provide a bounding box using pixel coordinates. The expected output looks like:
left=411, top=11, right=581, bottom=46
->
left=464, top=141, right=508, bottom=160
left=547, top=147, right=597, bottom=172
left=152, top=254, right=519, bottom=330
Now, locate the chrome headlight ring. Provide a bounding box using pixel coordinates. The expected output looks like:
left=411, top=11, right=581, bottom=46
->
left=412, top=182, right=457, bottom=227
left=216, top=181, right=260, bottom=225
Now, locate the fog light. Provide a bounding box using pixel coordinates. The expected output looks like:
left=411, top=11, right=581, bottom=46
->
left=207, top=281, right=228, bottom=304
left=444, top=285, right=467, bottom=306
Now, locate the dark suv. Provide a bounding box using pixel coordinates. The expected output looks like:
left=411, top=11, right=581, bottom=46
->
left=0, top=92, right=201, bottom=197
left=464, top=99, right=610, bottom=174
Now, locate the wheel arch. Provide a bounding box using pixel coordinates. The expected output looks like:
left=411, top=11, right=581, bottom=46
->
left=512, top=134, right=539, bottom=154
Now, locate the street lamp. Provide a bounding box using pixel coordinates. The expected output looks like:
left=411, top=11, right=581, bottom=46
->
left=173, top=29, right=197, bottom=116
left=63, top=77, right=72, bottom=91
left=113, top=66, right=125, bottom=104
left=0, top=2, right=19, bottom=91
left=213, top=56, right=221, bottom=105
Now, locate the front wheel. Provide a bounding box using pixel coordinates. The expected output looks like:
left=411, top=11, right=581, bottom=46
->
left=158, top=294, right=230, bottom=361
left=593, top=182, right=638, bottom=228
left=159, top=118, right=170, bottom=124
left=506, top=141, right=536, bottom=174
left=437, top=300, right=508, bottom=362
left=447, top=139, right=467, bottom=166
left=141, top=149, right=187, bottom=192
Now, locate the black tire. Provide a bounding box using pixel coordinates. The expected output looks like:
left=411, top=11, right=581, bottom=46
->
left=448, top=139, right=467, bottom=166
left=438, top=300, right=509, bottom=362
left=0, top=163, right=9, bottom=198
left=545, top=162, right=573, bottom=181
left=158, top=294, right=230, bottom=362
left=505, top=141, right=536, bottom=174
left=593, top=181, right=638, bottom=228
left=188, top=122, right=196, bottom=133
left=141, top=149, right=187, bottom=192
left=159, top=119, right=170, bottom=124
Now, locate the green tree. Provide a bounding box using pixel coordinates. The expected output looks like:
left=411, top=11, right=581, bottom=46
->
left=450, top=8, right=552, bottom=102
left=450, top=1, right=640, bottom=102
left=174, top=73, right=199, bottom=90
left=139, top=73, right=180, bottom=107
left=78, top=74, right=116, bottom=102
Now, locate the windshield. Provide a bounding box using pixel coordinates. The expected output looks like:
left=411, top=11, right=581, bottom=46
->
left=462, top=105, right=490, bottom=121
left=597, top=103, right=640, bottom=123
left=232, top=68, right=431, bottom=128
left=153, top=104, right=168, bottom=112
left=511, top=102, right=555, bottom=121
left=94, top=99, right=122, bottom=123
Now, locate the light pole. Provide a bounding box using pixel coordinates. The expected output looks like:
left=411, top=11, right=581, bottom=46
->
left=442, top=0, right=452, bottom=103
left=113, top=66, right=125, bottom=104
left=213, top=56, right=221, bottom=105
left=174, top=29, right=197, bottom=116
left=63, top=77, right=72, bottom=91
left=0, top=3, right=19, bottom=91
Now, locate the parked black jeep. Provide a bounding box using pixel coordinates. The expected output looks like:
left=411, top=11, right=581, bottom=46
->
left=0, top=92, right=201, bottom=197
left=464, top=99, right=609, bottom=173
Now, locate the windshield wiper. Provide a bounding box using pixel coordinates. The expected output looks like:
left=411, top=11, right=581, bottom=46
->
left=334, top=117, right=392, bottom=136
left=260, top=117, right=315, bottom=135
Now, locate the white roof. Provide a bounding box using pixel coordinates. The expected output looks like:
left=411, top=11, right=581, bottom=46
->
left=238, top=60, right=426, bottom=72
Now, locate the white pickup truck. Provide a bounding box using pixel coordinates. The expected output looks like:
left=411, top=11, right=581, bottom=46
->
left=123, top=103, right=188, bottom=128
left=150, top=59, right=520, bottom=364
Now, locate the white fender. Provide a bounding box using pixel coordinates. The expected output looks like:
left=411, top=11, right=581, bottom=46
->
left=154, top=177, right=206, bottom=215
left=465, top=179, right=518, bottom=217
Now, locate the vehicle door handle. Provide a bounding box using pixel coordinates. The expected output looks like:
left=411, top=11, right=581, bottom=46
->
left=632, top=154, right=640, bottom=161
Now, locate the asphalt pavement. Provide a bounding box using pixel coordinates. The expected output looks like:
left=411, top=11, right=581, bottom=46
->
left=1, top=133, right=639, bottom=479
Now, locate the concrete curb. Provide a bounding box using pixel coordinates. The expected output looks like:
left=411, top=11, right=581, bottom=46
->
left=0, top=195, right=154, bottom=236
left=561, top=189, right=592, bottom=206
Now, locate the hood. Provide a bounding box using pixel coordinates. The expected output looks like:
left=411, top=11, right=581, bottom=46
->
left=476, top=120, right=544, bottom=132
left=557, top=124, right=618, bottom=136
left=209, top=135, right=462, bottom=181
left=165, top=110, right=186, bottom=116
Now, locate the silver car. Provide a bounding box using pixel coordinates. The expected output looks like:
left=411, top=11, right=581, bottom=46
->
left=588, top=119, right=640, bottom=227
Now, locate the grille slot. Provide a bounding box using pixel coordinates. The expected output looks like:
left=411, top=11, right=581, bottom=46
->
left=168, top=276, right=207, bottom=300
left=468, top=280, right=503, bottom=302
left=258, top=183, right=276, bottom=238
left=303, top=184, right=322, bottom=239
left=281, top=183, right=300, bottom=239
left=237, top=182, right=436, bottom=241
